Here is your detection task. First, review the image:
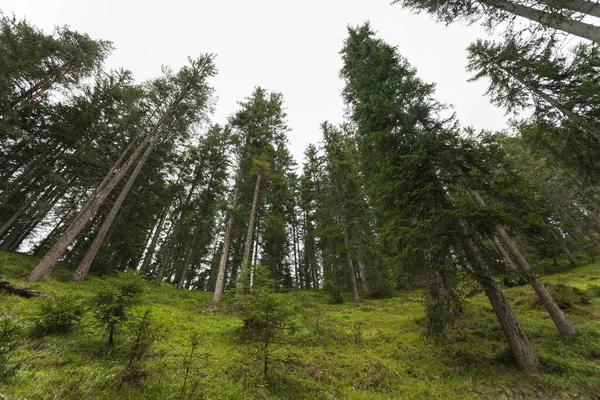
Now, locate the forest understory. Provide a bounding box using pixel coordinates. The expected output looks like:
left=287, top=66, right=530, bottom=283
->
left=1, top=251, right=600, bottom=399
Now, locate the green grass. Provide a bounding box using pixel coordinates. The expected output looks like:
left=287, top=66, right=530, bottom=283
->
left=1, top=250, right=600, bottom=399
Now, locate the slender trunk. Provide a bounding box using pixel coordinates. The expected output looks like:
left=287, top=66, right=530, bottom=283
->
left=177, top=225, right=200, bottom=290
left=547, top=225, right=580, bottom=266
left=0, top=200, right=30, bottom=240
left=237, top=174, right=261, bottom=296
left=0, top=184, right=60, bottom=251
left=0, top=225, right=22, bottom=251
left=27, top=134, right=152, bottom=281
left=213, top=178, right=242, bottom=303
left=253, top=218, right=260, bottom=267
left=14, top=60, right=75, bottom=111
left=154, top=257, right=169, bottom=287
left=140, top=205, right=169, bottom=274
left=177, top=245, right=195, bottom=290
left=357, top=257, right=369, bottom=292
left=72, top=140, right=155, bottom=281
left=213, top=214, right=235, bottom=302
left=27, top=75, right=193, bottom=281
left=547, top=0, right=600, bottom=18
left=292, top=222, right=299, bottom=288
left=562, top=244, right=580, bottom=266
left=520, top=77, right=600, bottom=142
left=453, top=219, right=541, bottom=371
left=485, top=0, right=600, bottom=43
left=341, top=215, right=360, bottom=302
left=463, top=181, right=577, bottom=335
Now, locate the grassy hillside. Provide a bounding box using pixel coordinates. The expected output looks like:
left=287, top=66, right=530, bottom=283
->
left=1, top=251, right=600, bottom=399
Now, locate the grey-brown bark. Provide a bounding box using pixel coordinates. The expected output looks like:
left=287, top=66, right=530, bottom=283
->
left=357, top=257, right=369, bottom=292
left=140, top=205, right=169, bottom=274
left=27, top=78, right=192, bottom=281
left=485, top=0, right=600, bottom=43
left=340, top=214, right=360, bottom=302
left=453, top=219, right=541, bottom=371
left=27, top=133, right=153, bottom=281
left=237, top=173, right=261, bottom=296
left=462, top=181, right=577, bottom=336
left=213, top=173, right=242, bottom=303
left=72, top=139, right=156, bottom=281
left=550, top=0, right=600, bottom=18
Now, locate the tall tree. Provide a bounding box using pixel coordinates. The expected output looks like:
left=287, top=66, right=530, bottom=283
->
left=26, top=55, right=216, bottom=281
left=392, top=0, right=600, bottom=42
left=340, top=23, right=541, bottom=370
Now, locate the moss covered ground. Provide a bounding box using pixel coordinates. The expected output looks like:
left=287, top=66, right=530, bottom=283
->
left=1, top=250, right=599, bottom=399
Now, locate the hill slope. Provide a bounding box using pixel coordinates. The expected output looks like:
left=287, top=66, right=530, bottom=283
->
left=1, top=251, right=600, bottom=399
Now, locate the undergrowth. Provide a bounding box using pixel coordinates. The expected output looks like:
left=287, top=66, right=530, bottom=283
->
left=0, top=250, right=599, bottom=399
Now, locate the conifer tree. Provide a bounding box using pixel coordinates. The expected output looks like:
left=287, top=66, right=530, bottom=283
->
left=340, top=23, right=541, bottom=371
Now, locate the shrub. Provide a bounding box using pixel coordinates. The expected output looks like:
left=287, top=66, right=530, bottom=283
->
left=31, top=294, right=85, bottom=337
left=91, top=271, right=146, bottom=344
left=116, top=308, right=164, bottom=388
left=0, top=311, right=23, bottom=382
left=238, top=265, right=293, bottom=376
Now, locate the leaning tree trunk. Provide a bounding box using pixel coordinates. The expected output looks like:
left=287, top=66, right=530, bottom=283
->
left=462, top=181, right=577, bottom=336
left=454, top=219, right=541, bottom=371
left=176, top=227, right=199, bottom=290
left=26, top=133, right=153, bottom=281
left=72, top=139, right=156, bottom=281
left=140, top=205, right=169, bottom=274
left=236, top=173, right=262, bottom=297
left=27, top=79, right=192, bottom=281
left=546, top=0, right=600, bottom=19
left=485, top=0, right=600, bottom=43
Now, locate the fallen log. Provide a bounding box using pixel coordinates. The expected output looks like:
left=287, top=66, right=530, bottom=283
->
left=0, top=278, right=42, bottom=298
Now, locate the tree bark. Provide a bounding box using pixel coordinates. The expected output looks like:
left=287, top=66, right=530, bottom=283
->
left=463, top=181, right=577, bottom=336
left=357, top=257, right=369, bottom=292
left=551, top=0, right=600, bottom=18
left=27, top=72, right=196, bottom=282
left=341, top=215, right=360, bottom=302
left=27, top=134, right=153, bottom=281
left=237, top=174, right=261, bottom=296
left=485, top=0, right=600, bottom=43
left=213, top=176, right=242, bottom=303
left=140, top=205, right=169, bottom=274
left=453, top=219, right=541, bottom=371
left=72, top=139, right=156, bottom=281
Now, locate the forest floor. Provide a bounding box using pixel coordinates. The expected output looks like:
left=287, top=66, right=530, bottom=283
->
left=1, top=251, right=600, bottom=399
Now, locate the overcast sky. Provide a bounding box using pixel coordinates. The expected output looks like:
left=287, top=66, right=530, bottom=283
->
left=3, top=0, right=508, bottom=164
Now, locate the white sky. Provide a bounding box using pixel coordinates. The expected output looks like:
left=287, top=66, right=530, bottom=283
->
left=3, top=0, right=508, bottom=164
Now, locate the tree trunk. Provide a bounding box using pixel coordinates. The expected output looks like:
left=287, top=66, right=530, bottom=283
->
left=552, top=0, right=600, bottom=18
left=453, top=219, right=541, bottom=371
left=177, top=245, right=195, bottom=290
left=27, top=76, right=193, bottom=281
left=140, top=205, right=169, bottom=274
left=463, top=182, right=577, bottom=336
left=27, top=134, right=153, bottom=281
left=0, top=225, right=22, bottom=251
left=341, top=215, right=360, bottom=302
left=485, top=0, right=600, bottom=43
left=519, top=77, right=600, bottom=143
left=213, top=181, right=241, bottom=303
left=237, top=174, right=261, bottom=296
left=72, top=140, right=156, bottom=281
left=177, top=225, right=200, bottom=290
left=357, top=257, right=369, bottom=292
left=0, top=201, right=30, bottom=240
